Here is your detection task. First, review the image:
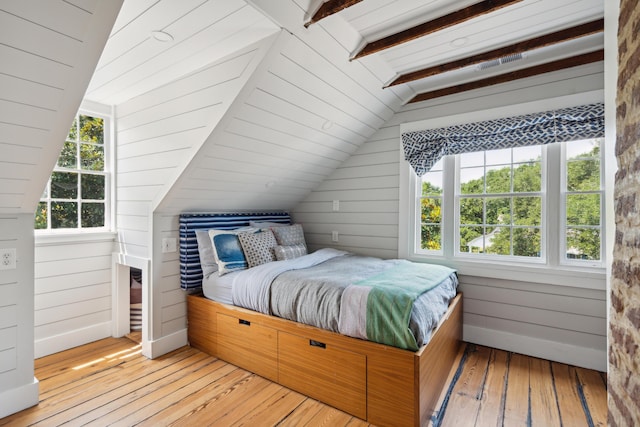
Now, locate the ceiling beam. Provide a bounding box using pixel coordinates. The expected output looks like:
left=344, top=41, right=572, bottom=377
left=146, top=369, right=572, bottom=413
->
left=304, top=0, right=364, bottom=28
left=351, top=0, right=524, bottom=60
left=387, top=18, right=604, bottom=87
left=408, top=49, right=604, bottom=104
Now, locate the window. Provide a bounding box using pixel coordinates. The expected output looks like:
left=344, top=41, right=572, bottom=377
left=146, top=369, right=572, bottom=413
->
left=563, top=139, right=602, bottom=262
left=419, top=158, right=444, bottom=252
left=456, top=146, right=543, bottom=259
left=413, top=138, right=604, bottom=268
left=35, top=113, right=110, bottom=231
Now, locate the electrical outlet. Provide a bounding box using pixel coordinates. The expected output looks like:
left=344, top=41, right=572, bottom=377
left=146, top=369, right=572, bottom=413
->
left=331, top=231, right=339, bottom=242
left=332, top=200, right=340, bottom=211
left=0, top=248, right=16, bottom=270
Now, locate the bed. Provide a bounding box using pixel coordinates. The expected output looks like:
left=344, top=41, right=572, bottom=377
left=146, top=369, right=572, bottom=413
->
left=181, top=213, right=462, bottom=427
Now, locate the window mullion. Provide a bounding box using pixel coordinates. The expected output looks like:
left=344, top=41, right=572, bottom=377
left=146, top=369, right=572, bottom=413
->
left=443, top=155, right=456, bottom=258
left=546, top=143, right=561, bottom=267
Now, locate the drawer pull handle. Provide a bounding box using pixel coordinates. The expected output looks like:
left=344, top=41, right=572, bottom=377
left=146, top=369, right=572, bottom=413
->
left=309, top=340, right=326, bottom=349
left=238, top=319, right=250, bottom=326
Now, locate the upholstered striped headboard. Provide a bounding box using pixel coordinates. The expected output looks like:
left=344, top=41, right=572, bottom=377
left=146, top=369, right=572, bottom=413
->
left=179, top=212, right=291, bottom=292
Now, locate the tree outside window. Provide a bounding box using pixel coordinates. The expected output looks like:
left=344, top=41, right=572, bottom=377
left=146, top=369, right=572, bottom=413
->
left=420, top=158, right=443, bottom=251
left=564, top=139, right=602, bottom=261
left=457, top=146, right=543, bottom=259
left=35, top=114, right=108, bottom=230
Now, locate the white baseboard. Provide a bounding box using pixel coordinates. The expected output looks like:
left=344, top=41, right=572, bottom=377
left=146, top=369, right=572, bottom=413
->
left=142, top=328, right=188, bottom=359
left=464, top=324, right=606, bottom=372
left=0, top=377, right=39, bottom=418
left=35, top=322, right=112, bottom=358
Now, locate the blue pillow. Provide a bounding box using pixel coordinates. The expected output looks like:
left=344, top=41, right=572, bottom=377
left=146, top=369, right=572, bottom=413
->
left=208, top=228, right=256, bottom=275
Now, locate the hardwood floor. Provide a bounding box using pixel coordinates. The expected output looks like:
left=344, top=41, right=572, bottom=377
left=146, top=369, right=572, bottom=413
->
left=436, top=344, right=607, bottom=427
left=0, top=338, right=606, bottom=426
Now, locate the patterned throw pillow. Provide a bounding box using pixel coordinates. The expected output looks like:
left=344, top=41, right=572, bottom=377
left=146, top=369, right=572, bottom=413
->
left=271, top=224, right=306, bottom=247
left=273, top=244, right=307, bottom=261
left=238, top=229, right=278, bottom=268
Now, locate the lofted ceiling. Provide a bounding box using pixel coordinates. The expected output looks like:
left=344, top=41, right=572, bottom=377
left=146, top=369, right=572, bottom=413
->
left=84, top=0, right=604, bottom=108
left=300, top=0, right=604, bottom=103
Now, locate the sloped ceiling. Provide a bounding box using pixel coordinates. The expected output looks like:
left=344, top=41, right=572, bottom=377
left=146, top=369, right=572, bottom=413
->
left=154, top=0, right=603, bottom=214
left=1, top=0, right=604, bottom=216
left=154, top=3, right=406, bottom=213
left=0, top=0, right=123, bottom=214
left=83, top=0, right=280, bottom=106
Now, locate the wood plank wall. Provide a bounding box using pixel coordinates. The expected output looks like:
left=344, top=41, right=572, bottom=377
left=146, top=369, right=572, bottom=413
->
left=293, top=63, right=608, bottom=371
left=33, top=237, right=115, bottom=358
left=152, top=214, right=184, bottom=339
left=0, top=1, right=122, bottom=217
left=112, top=36, right=278, bottom=348
left=114, top=39, right=274, bottom=259
left=0, top=214, right=37, bottom=416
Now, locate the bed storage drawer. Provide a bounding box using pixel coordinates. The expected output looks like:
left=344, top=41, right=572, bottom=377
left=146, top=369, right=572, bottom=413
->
left=278, top=331, right=366, bottom=419
left=216, top=313, right=278, bottom=382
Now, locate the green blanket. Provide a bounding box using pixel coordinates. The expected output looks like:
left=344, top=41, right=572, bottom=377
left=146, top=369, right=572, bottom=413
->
left=353, top=260, right=456, bottom=351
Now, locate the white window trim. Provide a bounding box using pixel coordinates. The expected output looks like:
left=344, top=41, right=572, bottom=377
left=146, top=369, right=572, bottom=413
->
left=35, top=231, right=117, bottom=247
left=399, top=91, right=607, bottom=290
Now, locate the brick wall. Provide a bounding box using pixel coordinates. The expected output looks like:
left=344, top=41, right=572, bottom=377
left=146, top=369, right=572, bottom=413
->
left=609, top=0, right=640, bottom=424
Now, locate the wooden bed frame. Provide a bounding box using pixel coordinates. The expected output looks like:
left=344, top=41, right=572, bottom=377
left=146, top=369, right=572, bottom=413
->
left=187, top=292, right=462, bottom=427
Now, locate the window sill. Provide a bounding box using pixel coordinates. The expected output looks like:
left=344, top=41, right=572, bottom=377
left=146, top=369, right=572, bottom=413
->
left=406, top=253, right=606, bottom=290
left=35, top=230, right=117, bottom=247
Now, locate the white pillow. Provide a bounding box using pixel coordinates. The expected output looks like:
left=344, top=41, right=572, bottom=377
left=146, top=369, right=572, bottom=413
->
left=195, top=229, right=218, bottom=277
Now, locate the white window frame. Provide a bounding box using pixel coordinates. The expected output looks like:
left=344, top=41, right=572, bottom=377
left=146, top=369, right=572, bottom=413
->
left=36, top=103, right=113, bottom=234
left=399, top=93, right=607, bottom=289
left=559, top=139, right=606, bottom=269
left=452, top=147, right=547, bottom=264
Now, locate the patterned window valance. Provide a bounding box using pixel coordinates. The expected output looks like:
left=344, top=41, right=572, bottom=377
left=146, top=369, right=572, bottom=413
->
left=401, top=103, right=605, bottom=176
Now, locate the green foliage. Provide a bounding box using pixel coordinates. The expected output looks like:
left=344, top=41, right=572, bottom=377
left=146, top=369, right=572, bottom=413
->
left=420, top=196, right=442, bottom=250
left=35, top=202, right=47, bottom=229
left=565, top=143, right=601, bottom=260
left=81, top=175, right=105, bottom=200
left=51, top=202, right=77, bottom=228
left=51, top=172, right=77, bottom=199
left=566, top=228, right=600, bottom=260
left=81, top=203, right=105, bottom=228
left=81, top=143, right=104, bottom=171
left=79, top=115, right=104, bottom=143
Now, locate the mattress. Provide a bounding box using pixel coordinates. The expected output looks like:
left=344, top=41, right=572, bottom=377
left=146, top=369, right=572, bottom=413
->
left=202, top=269, right=239, bottom=305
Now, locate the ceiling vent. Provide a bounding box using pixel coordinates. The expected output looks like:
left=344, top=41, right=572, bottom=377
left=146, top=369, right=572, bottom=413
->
left=477, top=53, right=525, bottom=71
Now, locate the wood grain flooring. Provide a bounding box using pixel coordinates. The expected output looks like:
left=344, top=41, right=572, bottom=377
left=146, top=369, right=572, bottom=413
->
left=0, top=338, right=606, bottom=426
